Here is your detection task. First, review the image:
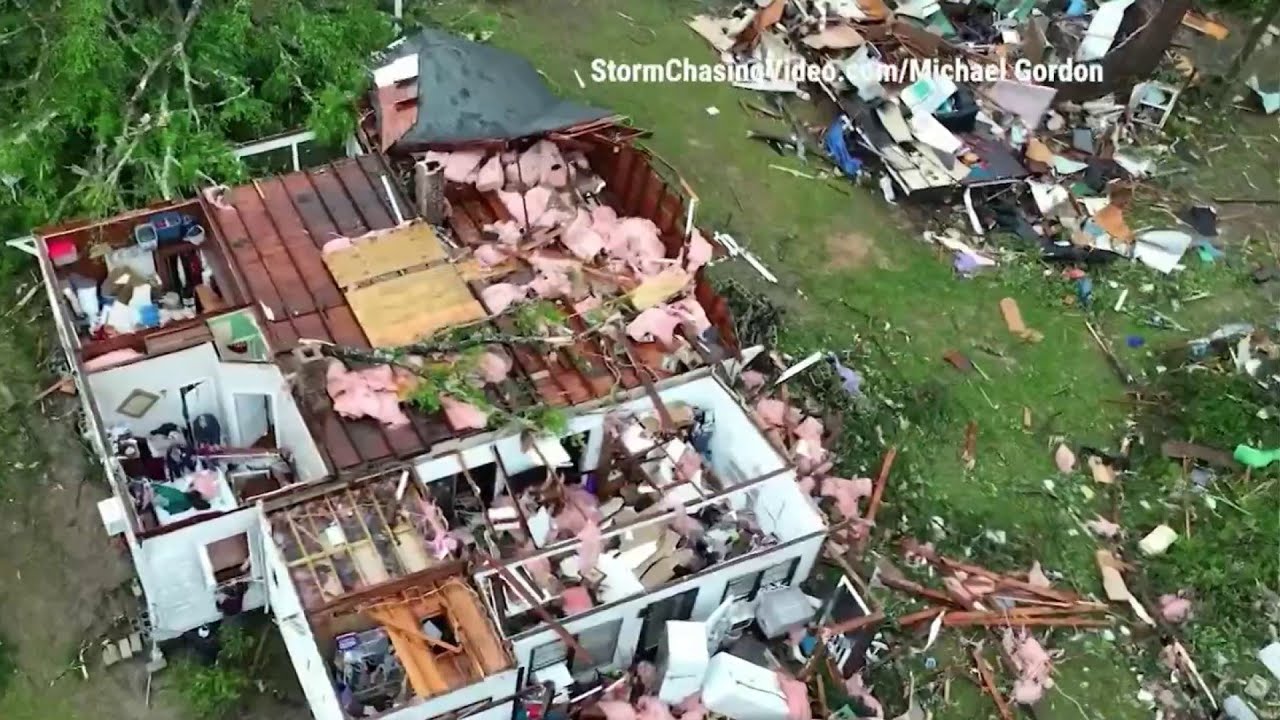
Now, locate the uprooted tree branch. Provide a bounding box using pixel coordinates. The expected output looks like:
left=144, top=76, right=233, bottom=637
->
left=0, top=0, right=396, bottom=237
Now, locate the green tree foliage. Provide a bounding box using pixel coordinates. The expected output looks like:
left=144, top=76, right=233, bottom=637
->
left=0, top=0, right=395, bottom=237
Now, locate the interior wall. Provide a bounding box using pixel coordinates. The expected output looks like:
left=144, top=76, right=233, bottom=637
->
left=139, top=507, right=266, bottom=639
left=86, top=344, right=327, bottom=481
left=417, top=375, right=784, bottom=490
left=562, top=375, right=786, bottom=483
left=752, top=472, right=825, bottom=541
left=87, top=343, right=222, bottom=435
left=507, top=534, right=823, bottom=673
left=217, top=362, right=327, bottom=481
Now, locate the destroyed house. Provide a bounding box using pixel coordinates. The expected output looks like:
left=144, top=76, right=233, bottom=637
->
left=34, top=124, right=829, bottom=719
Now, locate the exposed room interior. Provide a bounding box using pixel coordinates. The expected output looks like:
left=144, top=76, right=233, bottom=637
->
left=86, top=339, right=327, bottom=531
left=267, top=472, right=513, bottom=718
left=39, top=199, right=247, bottom=363
left=401, top=374, right=822, bottom=637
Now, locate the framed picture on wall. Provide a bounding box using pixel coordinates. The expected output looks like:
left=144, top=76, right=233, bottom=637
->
left=116, top=389, right=160, bottom=418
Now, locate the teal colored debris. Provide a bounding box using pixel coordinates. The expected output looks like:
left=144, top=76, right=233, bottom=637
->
left=927, top=11, right=958, bottom=37
left=1234, top=444, right=1280, bottom=469
left=998, top=0, right=1039, bottom=20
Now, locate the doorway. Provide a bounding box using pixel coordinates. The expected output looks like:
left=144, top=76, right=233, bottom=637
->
left=233, top=393, right=275, bottom=448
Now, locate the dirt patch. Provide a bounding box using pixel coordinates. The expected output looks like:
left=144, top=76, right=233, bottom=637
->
left=825, top=230, right=882, bottom=269
left=0, top=343, right=184, bottom=720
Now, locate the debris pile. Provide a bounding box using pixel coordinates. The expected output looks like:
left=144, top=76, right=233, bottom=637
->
left=689, top=0, right=1232, bottom=278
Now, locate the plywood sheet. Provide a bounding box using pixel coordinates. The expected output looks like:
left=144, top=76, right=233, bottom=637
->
left=324, top=223, right=448, bottom=288
left=345, top=264, right=487, bottom=347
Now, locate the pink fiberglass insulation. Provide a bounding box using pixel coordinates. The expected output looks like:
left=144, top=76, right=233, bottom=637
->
left=574, top=295, right=603, bottom=315
left=820, top=477, right=874, bottom=520
left=634, top=662, right=659, bottom=693
left=475, top=154, right=504, bottom=192
left=518, top=140, right=569, bottom=188
left=685, top=230, right=714, bottom=273
left=577, top=519, right=602, bottom=573
left=1003, top=630, right=1055, bottom=705
left=676, top=446, right=702, bottom=481
left=555, top=485, right=601, bottom=535
left=670, top=297, right=711, bottom=334
left=484, top=219, right=523, bottom=245
left=625, top=299, right=709, bottom=347
left=563, top=209, right=606, bottom=260
left=636, top=697, right=676, bottom=720
left=591, top=204, right=619, bottom=230
left=480, top=282, right=527, bottom=314
left=562, top=585, right=593, bottom=614
left=424, top=149, right=487, bottom=184
left=754, top=398, right=788, bottom=427
left=521, top=542, right=556, bottom=589
left=598, top=702, right=639, bottom=720
left=84, top=348, right=144, bottom=371
left=793, top=416, right=824, bottom=448
left=477, top=350, right=512, bottom=383
left=1159, top=594, right=1192, bottom=623
left=440, top=395, right=489, bottom=430
left=675, top=695, right=706, bottom=720
left=322, top=236, right=354, bottom=255
left=843, top=674, right=883, bottom=719
left=776, top=672, right=813, bottom=720
left=473, top=244, right=508, bottom=267
left=627, top=307, right=685, bottom=346
left=191, top=470, right=219, bottom=499
left=498, top=186, right=552, bottom=227
left=607, top=217, right=666, bottom=275
left=1086, top=515, right=1122, bottom=538
left=529, top=270, right=574, bottom=300
left=326, top=360, right=411, bottom=427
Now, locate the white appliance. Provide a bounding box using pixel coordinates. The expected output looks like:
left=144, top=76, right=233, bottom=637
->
left=701, top=652, right=789, bottom=720
left=657, top=621, right=709, bottom=703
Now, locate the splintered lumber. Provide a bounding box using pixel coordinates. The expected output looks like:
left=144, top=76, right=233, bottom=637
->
left=942, top=607, right=1111, bottom=625
left=821, top=610, right=886, bottom=637
left=897, top=606, right=946, bottom=627
left=855, top=447, right=898, bottom=553
left=972, top=649, right=1014, bottom=720
left=905, top=542, right=1081, bottom=605
left=368, top=604, right=449, bottom=697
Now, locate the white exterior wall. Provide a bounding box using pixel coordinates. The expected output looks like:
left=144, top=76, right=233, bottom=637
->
left=375, top=671, right=519, bottom=720
left=508, top=532, right=825, bottom=672
left=139, top=507, right=268, bottom=639
left=262, top=510, right=346, bottom=720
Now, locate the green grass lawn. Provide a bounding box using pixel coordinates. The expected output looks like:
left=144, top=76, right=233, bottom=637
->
left=410, top=1, right=1278, bottom=717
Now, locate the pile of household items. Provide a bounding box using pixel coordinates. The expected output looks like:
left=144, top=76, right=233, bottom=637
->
left=47, top=210, right=217, bottom=339
left=690, top=0, right=1234, bottom=278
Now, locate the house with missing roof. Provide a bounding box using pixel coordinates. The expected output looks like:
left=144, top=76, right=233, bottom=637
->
left=25, top=29, right=860, bottom=720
